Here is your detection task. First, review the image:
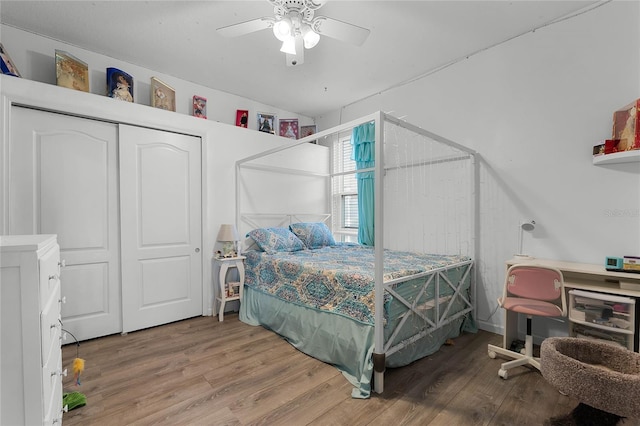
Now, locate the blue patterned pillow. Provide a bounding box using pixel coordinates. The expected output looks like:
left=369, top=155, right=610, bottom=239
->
left=247, top=227, right=305, bottom=254
left=289, top=222, right=336, bottom=249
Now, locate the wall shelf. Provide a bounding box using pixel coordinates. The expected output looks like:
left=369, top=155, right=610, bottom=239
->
left=593, top=150, right=640, bottom=165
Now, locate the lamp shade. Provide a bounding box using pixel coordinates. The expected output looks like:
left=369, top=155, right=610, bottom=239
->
left=302, top=25, right=320, bottom=49
left=280, top=36, right=297, bottom=55
left=217, top=224, right=240, bottom=242
left=273, top=18, right=292, bottom=41
left=516, top=220, right=536, bottom=258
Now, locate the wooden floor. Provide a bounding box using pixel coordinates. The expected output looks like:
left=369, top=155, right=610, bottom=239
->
left=60, top=314, right=621, bottom=425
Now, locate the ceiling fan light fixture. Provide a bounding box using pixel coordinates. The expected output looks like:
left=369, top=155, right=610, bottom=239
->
left=280, top=36, right=297, bottom=55
left=218, top=0, right=371, bottom=65
left=273, top=17, right=292, bottom=41
left=302, top=25, right=320, bottom=49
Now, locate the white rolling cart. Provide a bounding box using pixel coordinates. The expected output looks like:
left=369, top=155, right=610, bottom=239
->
left=568, top=289, right=636, bottom=351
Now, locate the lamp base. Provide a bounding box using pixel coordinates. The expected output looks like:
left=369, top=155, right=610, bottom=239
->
left=513, top=254, right=534, bottom=260
left=222, top=242, right=236, bottom=257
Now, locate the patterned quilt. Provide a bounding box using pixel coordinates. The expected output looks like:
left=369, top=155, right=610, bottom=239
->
left=244, top=244, right=470, bottom=325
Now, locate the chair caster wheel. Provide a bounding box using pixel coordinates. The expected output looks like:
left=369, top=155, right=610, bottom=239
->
left=498, top=369, right=508, bottom=379
left=488, top=350, right=496, bottom=359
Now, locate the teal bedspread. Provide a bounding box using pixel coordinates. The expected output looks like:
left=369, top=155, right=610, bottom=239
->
left=239, top=244, right=473, bottom=398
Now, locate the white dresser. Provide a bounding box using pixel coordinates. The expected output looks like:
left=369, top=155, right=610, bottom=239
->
left=1, top=235, right=65, bottom=425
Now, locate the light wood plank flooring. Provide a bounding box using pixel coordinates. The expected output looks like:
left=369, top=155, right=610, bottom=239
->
left=59, top=314, right=620, bottom=425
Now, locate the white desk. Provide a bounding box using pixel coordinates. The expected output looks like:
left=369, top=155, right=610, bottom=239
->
left=501, top=257, right=640, bottom=351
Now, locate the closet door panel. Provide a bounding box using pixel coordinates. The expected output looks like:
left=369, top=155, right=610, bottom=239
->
left=119, top=124, right=202, bottom=333
left=138, top=144, right=190, bottom=245
left=39, top=136, right=109, bottom=250
left=10, top=107, right=121, bottom=341
left=60, top=263, right=109, bottom=317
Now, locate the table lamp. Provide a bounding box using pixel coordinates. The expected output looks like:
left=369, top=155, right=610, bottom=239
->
left=217, top=224, right=240, bottom=257
left=515, top=220, right=536, bottom=259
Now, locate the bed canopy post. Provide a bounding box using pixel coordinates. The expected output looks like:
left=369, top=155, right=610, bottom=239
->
left=373, top=111, right=385, bottom=394
left=472, top=153, right=479, bottom=322
left=235, top=160, right=242, bottom=246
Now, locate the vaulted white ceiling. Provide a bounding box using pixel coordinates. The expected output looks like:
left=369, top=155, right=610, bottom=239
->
left=0, top=1, right=599, bottom=117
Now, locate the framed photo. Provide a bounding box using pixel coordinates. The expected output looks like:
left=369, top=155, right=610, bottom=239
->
left=150, top=77, right=175, bottom=112
left=228, top=282, right=241, bottom=297
left=0, top=43, right=21, bottom=77
left=236, top=109, right=249, bottom=128
left=106, top=67, right=133, bottom=102
left=193, top=95, right=207, bottom=119
left=300, top=125, right=317, bottom=138
left=279, top=118, right=299, bottom=139
left=300, top=125, right=317, bottom=143
left=55, top=50, right=89, bottom=92
left=257, top=112, right=276, bottom=134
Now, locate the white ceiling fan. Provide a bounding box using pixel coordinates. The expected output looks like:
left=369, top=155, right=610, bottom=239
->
left=216, top=0, right=370, bottom=66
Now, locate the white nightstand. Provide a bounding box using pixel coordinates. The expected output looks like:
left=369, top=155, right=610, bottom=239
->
left=213, top=256, right=246, bottom=321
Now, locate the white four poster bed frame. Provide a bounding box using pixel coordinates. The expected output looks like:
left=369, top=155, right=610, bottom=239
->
left=235, top=111, right=479, bottom=394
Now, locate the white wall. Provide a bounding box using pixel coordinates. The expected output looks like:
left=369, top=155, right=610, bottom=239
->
left=0, top=22, right=319, bottom=319
left=0, top=24, right=314, bottom=130
left=317, top=1, right=640, bottom=334
left=0, top=74, right=301, bottom=318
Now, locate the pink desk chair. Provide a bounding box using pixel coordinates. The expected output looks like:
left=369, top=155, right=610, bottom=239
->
left=488, top=264, right=567, bottom=379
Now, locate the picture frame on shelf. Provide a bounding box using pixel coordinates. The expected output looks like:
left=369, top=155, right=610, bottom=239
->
left=257, top=112, right=276, bottom=134
left=106, top=67, right=134, bottom=102
left=300, top=125, right=317, bottom=143
left=612, top=99, right=640, bottom=152
left=55, top=50, right=89, bottom=92
left=279, top=118, right=299, bottom=139
left=193, top=95, right=207, bottom=119
left=0, top=43, right=21, bottom=77
left=228, top=282, right=241, bottom=297
left=236, top=109, right=249, bottom=128
left=150, top=77, right=175, bottom=111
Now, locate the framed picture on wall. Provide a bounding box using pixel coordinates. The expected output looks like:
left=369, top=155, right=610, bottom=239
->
left=0, top=43, right=21, bottom=77
left=151, top=77, right=176, bottom=111
left=193, top=95, right=207, bottom=119
left=257, top=112, right=276, bottom=134
left=55, top=50, right=89, bottom=92
left=106, top=67, right=134, bottom=102
left=300, top=125, right=317, bottom=138
left=279, top=118, right=299, bottom=139
left=236, top=109, right=249, bottom=128
left=300, top=125, right=317, bottom=143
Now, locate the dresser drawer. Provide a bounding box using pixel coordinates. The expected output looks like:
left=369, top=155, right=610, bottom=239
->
left=45, top=374, right=64, bottom=425
left=42, top=342, right=63, bottom=424
left=41, top=280, right=62, bottom=367
left=39, top=244, right=61, bottom=308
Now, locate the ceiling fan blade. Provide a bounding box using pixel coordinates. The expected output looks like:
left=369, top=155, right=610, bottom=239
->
left=312, top=16, right=370, bottom=46
left=217, top=17, right=274, bottom=38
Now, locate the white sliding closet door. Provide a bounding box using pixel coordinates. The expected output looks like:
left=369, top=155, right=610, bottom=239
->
left=9, top=107, right=121, bottom=341
left=118, top=124, right=202, bottom=333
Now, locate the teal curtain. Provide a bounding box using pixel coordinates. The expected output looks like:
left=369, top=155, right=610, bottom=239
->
left=351, top=122, right=375, bottom=246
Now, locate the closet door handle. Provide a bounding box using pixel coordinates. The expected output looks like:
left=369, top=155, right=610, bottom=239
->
left=195, top=248, right=200, bottom=253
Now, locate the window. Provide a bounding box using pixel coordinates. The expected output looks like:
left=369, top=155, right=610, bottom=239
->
left=342, top=194, right=358, bottom=228
left=332, top=135, right=358, bottom=242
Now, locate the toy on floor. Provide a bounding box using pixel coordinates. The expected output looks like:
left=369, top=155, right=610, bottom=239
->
left=61, top=328, right=87, bottom=411
left=63, top=391, right=87, bottom=411
left=64, top=329, right=85, bottom=385
left=72, top=357, right=85, bottom=386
